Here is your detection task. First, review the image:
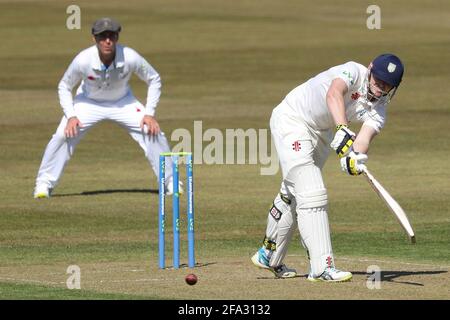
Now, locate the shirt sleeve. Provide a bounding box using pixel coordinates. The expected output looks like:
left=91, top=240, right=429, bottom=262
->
left=335, top=61, right=362, bottom=91
left=58, top=56, right=83, bottom=119
left=132, top=51, right=161, bottom=117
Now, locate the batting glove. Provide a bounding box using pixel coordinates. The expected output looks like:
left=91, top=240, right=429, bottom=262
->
left=340, top=151, right=368, bottom=176
left=330, top=124, right=356, bottom=158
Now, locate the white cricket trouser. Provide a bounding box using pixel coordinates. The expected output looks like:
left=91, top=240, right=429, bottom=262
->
left=35, top=93, right=172, bottom=190
left=266, top=101, right=336, bottom=276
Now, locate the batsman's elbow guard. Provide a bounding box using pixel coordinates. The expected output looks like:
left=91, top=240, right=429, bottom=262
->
left=330, top=125, right=356, bottom=158
left=340, top=151, right=368, bottom=176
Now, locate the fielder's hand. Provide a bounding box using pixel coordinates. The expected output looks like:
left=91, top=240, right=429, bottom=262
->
left=330, top=124, right=356, bottom=157
left=340, top=151, right=368, bottom=176
left=141, top=115, right=161, bottom=135
left=65, top=117, right=83, bottom=138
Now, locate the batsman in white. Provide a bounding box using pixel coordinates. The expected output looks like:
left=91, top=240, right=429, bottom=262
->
left=34, top=17, right=177, bottom=198
left=251, top=54, right=404, bottom=281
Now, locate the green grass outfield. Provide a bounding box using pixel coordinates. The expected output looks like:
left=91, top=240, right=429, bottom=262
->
left=0, top=0, right=449, bottom=300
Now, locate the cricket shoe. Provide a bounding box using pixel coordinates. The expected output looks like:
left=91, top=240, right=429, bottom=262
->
left=251, top=248, right=297, bottom=279
left=165, top=178, right=184, bottom=196
left=307, top=267, right=352, bottom=283
left=270, top=264, right=298, bottom=279
left=33, top=185, right=52, bottom=199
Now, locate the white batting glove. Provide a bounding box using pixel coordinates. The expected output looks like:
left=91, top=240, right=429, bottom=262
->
left=340, top=151, right=368, bottom=176
left=330, top=124, right=356, bottom=158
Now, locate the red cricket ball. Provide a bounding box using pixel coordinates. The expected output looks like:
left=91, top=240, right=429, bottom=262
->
left=185, top=273, right=198, bottom=285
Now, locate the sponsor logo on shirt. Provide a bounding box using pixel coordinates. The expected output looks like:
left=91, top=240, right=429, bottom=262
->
left=292, top=140, right=301, bottom=152
left=351, top=92, right=361, bottom=100
left=342, top=70, right=355, bottom=85
left=357, top=109, right=367, bottom=120
left=119, top=72, right=129, bottom=79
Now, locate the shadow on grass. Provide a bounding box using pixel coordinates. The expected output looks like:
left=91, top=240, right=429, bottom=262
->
left=256, top=270, right=448, bottom=284
left=256, top=274, right=307, bottom=280
left=160, top=262, right=217, bottom=270
left=353, top=270, right=448, bottom=286
left=53, top=188, right=159, bottom=197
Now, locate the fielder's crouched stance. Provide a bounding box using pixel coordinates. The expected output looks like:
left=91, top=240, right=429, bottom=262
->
left=252, top=54, right=404, bottom=282
left=34, top=18, right=176, bottom=198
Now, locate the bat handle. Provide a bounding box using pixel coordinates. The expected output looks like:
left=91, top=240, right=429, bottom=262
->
left=361, top=165, right=369, bottom=176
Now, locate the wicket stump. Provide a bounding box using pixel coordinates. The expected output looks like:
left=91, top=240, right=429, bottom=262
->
left=159, top=152, right=195, bottom=269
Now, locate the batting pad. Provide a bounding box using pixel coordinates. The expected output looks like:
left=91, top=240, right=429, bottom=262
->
left=286, top=164, right=334, bottom=276
left=297, top=206, right=334, bottom=277
left=264, top=193, right=296, bottom=268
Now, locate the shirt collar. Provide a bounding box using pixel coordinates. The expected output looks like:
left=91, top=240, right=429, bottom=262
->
left=91, top=44, right=125, bottom=70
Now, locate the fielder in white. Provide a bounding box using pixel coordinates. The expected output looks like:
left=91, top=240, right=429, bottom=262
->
left=34, top=18, right=176, bottom=198
left=251, top=54, right=404, bottom=281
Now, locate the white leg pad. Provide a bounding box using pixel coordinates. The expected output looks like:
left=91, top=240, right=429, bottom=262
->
left=297, top=206, right=334, bottom=277
left=287, top=164, right=335, bottom=277
left=263, top=193, right=296, bottom=268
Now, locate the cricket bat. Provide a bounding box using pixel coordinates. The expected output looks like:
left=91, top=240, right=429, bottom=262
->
left=362, top=167, right=416, bottom=244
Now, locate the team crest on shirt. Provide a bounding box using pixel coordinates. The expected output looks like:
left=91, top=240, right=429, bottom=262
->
left=87, top=75, right=98, bottom=81
left=292, top=140, right=301, bottom=152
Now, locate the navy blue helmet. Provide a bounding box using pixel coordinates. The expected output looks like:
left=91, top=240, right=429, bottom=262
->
left=371, top=54, right=404, bottom=87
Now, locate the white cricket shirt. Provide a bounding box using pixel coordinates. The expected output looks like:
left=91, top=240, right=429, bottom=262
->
left=283, top=61, right=387, bottom=133
left=58, top=44, right=161, bottom=119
